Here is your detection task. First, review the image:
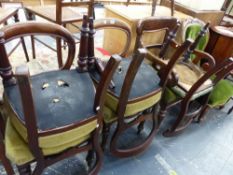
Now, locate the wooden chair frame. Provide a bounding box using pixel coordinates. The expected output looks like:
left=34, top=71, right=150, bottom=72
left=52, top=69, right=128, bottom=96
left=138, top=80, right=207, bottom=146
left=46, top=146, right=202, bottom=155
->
left=93, top=18, right=131, bottom=57
left=100, top=39, right=193, bottom=157
left=0, top=21, right=120, bottom=175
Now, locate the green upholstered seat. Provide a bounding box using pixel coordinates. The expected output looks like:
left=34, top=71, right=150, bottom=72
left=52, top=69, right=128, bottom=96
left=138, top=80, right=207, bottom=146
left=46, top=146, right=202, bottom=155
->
left=91, top=59, right=162, bottom=123
left=208, top=79, right=233, bottom=108
left=1, top=70, right=97, bottom=165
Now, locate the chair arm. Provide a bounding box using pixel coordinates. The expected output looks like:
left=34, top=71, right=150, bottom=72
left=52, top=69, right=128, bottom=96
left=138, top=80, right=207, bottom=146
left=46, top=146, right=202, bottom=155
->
left=192, top=50, right=216, bottom=70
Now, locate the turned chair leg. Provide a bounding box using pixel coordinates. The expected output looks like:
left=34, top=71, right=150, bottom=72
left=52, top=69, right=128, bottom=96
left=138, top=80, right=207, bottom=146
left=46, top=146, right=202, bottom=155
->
left=86, top=143, right=95, bottom=168
left=88, top=129, right=103, bottom=175
left=17, top=164, right=31, bottom=175
left=0, top=137, right=14, bottom=175
left=101, top=123, right=110, bottom=151
left=137, top=120, right=145, bottom=135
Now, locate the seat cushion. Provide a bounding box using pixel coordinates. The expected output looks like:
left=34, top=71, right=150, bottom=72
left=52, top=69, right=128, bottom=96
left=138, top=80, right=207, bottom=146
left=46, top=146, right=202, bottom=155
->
left=2, top=70, right=98, bottom=165
left=163, top=63, right=213, bottom=103
left=174, top=63, right=213, bottom=96
left=5, top=118, right=91, bottom=166
left=208, top=79, right=233, bottom=107
left=91, top=58, right=162, bottom=123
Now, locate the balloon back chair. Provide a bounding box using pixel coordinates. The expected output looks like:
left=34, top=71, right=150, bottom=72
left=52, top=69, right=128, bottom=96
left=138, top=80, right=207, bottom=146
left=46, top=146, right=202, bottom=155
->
left=0, top=21, right=120, bottom=175
left=182, top=18, right=209, bottom=54
left=25, top=0, right=94, bottom=67
left=93, top=18, right=131, bottom=60
left=90, top=15, right=193, bottom=157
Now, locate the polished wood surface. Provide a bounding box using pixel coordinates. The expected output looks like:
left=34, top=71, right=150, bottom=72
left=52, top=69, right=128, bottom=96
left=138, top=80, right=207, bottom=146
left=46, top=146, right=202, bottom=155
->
left=205, top=26, right=233, bottom=64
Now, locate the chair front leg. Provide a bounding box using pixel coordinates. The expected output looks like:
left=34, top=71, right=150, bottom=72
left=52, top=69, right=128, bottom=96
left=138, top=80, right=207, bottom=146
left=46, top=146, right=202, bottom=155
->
left=0, top=133, right=14, bottom=175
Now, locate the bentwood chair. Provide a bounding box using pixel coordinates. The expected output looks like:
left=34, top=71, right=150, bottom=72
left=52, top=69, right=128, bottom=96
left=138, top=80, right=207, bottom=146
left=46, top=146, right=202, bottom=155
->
left=25, top=0, right=94, bottom=67
left=0, top=21, right=120, bottom=175
left=0, top=1, right=29, bottom=62
left=90, top=17, right=193, bottom=157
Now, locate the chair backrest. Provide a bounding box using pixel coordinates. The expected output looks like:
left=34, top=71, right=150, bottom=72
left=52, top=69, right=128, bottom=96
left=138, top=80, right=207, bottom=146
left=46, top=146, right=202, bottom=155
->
left=56, top=0, right=94, bottom=24
left=93, top=18, right=131, bottom=57
left=0, top=22, right=76, bottom=84
left=134, top=16, right=179, bottom=58
left=182, top=18, right=210, bottom=52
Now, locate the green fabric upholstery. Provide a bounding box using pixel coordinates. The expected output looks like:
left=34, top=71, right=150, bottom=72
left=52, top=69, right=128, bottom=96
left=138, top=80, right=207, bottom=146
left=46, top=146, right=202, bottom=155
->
left=208, top=79, right=233, bottom=107
left=90, top=59, right=162, bottom=124
left=5, top=118, right=93, bottom=166
left=103, top=91, right=162, bottom=123
left=185, top=24, right=209, bottom=51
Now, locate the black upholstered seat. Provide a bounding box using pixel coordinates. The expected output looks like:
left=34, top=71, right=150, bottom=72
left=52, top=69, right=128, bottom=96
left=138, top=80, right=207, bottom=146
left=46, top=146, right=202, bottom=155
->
left=5, top=70, right=96, bottom=131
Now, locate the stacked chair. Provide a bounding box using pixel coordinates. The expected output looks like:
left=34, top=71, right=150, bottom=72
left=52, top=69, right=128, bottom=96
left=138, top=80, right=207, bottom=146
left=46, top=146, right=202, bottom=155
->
left=134, top=16, right=233, bottom=136
left=90, top=17, right=195, bottom=157
left=0, top=16, right=120, bottom=175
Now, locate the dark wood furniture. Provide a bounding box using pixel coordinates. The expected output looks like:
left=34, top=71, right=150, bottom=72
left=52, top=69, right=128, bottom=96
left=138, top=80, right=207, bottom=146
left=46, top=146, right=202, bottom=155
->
left=134, top=17, right=221, bottom=136
left=0, top=20, right=120, bottom=175
left=89, top=16, right=193, bottom=156
left=205, top=26, right=233, bottom=64
left=134, top=16, right=180, bottom=66
left=0, top=2, right=29, bottom=61
left=25, top=0, right=94, bottom=67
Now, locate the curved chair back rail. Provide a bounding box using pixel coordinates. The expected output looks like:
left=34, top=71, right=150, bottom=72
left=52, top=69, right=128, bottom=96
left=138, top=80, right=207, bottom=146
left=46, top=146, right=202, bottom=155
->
left=135, top=16, right=180, bottom=58
left=94, top=18, right=131, bottom=57
left=0, top=22, right=76, bottom=79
